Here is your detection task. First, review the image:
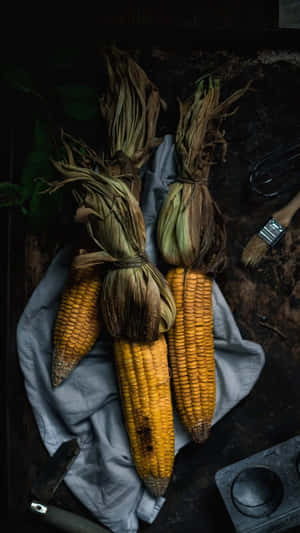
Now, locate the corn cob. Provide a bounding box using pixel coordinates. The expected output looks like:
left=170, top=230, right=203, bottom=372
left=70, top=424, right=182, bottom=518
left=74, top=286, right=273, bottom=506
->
left=166, top=267, right=215, bottom=443
left=52, top=260, right=102, bottom=388
left=114, top=334, right=174, bottom=496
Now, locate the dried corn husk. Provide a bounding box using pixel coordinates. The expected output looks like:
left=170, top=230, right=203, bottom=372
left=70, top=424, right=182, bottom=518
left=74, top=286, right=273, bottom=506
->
left=157, top=77, right=251, bottom=275
left=47, top=49, right=175, bottom=342
left=49, top=150, right=176, bottom=342
left=98, top=47, right=166, bottom=201
left=100, top=47, right=165, bottom=170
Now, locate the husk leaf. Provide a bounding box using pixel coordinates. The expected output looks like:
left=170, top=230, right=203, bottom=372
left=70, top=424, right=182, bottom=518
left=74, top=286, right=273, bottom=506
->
left=99, top=47, right=164, bottom=199
left=48, top=144, right=176, bottom=341
left=157, top=77, right=251, bottom=275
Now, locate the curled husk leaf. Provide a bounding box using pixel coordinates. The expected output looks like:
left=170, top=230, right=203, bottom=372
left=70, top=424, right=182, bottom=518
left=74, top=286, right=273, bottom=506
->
left=157, top=77, right=251, bottom=275
left=157, top=181, right=226, bottom=273
left=100, top=46, right=164, bottom=169
left=48, top=155, right=176, bottom=342
left=99, top=47, right=166, bottom=202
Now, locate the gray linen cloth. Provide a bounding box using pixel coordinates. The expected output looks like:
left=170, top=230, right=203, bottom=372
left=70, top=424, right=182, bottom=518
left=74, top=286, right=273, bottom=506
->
left=17, top=135, right=265, bottom=533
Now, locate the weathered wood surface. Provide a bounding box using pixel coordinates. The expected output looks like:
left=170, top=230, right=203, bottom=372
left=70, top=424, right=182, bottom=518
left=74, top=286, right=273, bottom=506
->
left=3, top=45, right=300, bottom=532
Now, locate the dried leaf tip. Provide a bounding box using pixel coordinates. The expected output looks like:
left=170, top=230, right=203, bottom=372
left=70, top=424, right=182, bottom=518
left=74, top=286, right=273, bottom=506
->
left=99, top=46, right=164, bottom=177
left=157, top=77, right=251, bottom=275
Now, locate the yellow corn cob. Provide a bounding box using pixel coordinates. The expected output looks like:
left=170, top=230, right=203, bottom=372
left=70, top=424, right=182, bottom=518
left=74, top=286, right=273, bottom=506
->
left=52, top=262, right=102, bottom=388
left=166, top=267, right=215, bottom=443
left=114, top=334, right=174, bottom=496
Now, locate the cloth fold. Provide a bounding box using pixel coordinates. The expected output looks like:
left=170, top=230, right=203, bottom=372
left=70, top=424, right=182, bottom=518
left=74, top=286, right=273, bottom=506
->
left=17, top=135, right=265, bottom=533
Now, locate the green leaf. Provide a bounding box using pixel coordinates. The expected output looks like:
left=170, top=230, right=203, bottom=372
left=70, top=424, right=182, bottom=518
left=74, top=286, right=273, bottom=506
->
left=2, top=67, right=41, bottom=97
left=56, top=84, right=99, bottom=120
left=0, top=182, right=23, bottom=207
left=20, top=120, right=54, bottom=202
left=31, top=119, right=53, bottom=152
left=20, top=119, right=63, bottom=232
left=0, top=119, right=63, bottom=231
left=27, top=179, right=63, bottom=232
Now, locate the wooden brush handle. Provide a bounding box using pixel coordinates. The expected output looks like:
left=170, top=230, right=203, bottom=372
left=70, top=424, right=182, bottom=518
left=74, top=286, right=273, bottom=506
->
left=273, top=190, right=300, bottom=228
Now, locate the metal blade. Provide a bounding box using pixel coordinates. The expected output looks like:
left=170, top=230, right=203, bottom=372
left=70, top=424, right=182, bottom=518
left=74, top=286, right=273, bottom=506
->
left=31, top=439, right=80, bottom=503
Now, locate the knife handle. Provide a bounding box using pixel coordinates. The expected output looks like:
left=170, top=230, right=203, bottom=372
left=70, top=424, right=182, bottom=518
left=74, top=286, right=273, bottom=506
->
left=30, top=502, right=108, bottom=532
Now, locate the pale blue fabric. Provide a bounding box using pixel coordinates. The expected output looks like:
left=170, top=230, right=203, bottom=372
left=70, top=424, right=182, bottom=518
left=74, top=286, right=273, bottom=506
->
left=17, top=135, right=265, bottom=533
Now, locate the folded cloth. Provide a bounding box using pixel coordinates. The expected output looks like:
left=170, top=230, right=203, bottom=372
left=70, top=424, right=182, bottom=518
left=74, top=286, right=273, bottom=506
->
left=17, top=135, right=265, bottom=533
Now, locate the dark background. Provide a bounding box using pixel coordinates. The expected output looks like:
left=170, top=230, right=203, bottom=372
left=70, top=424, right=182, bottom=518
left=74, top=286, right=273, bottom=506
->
left=2, top=2, right=300, bottom=531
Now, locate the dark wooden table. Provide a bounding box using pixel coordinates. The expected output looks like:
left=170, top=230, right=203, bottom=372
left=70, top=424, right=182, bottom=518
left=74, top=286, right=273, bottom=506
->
left=3, top=24, right=300, bottom=533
